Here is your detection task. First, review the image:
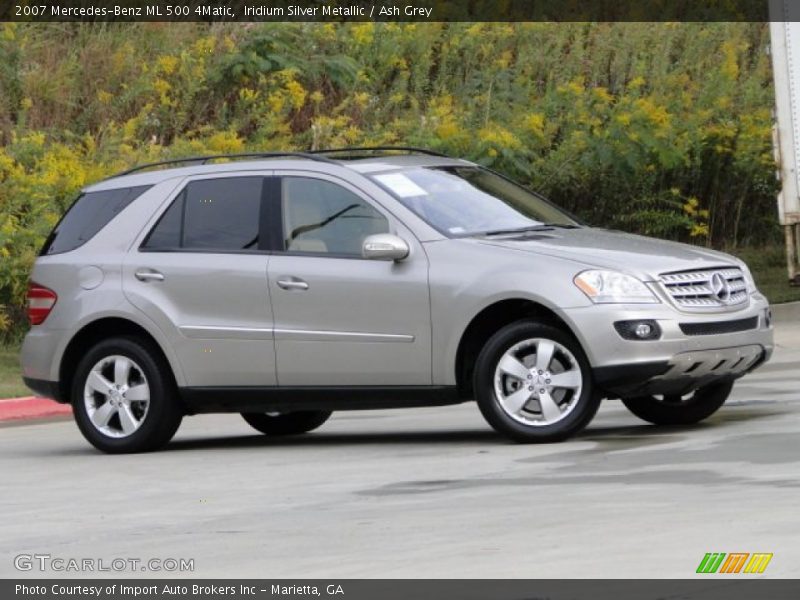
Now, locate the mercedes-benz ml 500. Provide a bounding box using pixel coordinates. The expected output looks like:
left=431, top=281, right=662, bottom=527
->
left=20, top=148, right=773, bottom=452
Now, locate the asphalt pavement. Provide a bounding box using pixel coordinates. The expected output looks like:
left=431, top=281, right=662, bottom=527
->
left=1, top=312, right=799, bottom=579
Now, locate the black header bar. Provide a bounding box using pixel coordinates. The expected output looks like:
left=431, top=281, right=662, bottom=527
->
left=0, top=0, right=780, bottom=23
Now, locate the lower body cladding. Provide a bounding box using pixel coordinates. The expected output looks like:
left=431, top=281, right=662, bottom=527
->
left=125, top=340, right=774, bottom=413
left=178, top=386, right=465, bottom=414
left=593, top=344, right=770, bottom=398
left=21, top=298, right=774, bottom=410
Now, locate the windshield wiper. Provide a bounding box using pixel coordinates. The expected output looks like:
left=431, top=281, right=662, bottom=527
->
left=480, top=225, right=552, bottom=236
left=541, top=223, right=581, bottom=229
left=289, top=203, right=360, bottom=239
left=480, top=223, right=579, bottom=237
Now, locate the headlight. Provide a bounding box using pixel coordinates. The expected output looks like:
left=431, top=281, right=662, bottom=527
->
left=738, top=262, right=758, bottom=294
left=574, top=270, right=659, bottom=304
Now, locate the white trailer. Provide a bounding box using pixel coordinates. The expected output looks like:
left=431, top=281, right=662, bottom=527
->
left=769, top=0, right=800, bottom=283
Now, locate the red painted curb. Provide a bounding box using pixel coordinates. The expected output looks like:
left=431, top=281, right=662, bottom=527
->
left=0, top=396, right=72, bottom=422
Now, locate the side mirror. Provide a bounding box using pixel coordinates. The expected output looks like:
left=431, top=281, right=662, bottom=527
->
left=362, top=234, right=410, bottom=261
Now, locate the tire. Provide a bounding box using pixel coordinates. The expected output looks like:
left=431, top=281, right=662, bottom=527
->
left=72, top=336, right=183, bottom=454
left=620, top=381, right=734, bottom=426
left=474, top=320, right=600, bottom=443
left=241, top=410, right=332, bottom=436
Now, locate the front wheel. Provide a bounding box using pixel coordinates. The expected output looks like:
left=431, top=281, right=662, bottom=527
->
left=474, top=321, right=600, bottom=443
left=241, top=411, right=332, bottom=436
left=621, top=381, right=734, bottom=426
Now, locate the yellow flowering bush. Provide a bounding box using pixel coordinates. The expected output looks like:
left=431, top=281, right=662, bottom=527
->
left=0, top=22, right=780, bottom=334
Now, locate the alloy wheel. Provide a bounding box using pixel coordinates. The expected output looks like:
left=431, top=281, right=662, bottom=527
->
left=83, top=355, right=150, bottom=438
left=493, top=338, right=583, bottom=426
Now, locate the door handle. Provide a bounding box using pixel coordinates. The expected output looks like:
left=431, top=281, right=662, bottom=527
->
left=276, top=277, right=309, bottom=291
left=135, top=269, right=165, bottom=282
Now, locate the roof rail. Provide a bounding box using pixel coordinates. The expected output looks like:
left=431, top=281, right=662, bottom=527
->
left=310, top=146, right=450, bottom=159
left=107, top=147, right=450, bottom=181
left=109, top=151, right=338, bottom=179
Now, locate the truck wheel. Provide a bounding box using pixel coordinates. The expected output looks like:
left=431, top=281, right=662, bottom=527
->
left=72, top=336, right=183, bottom=454
left=474, top=321, right=600, bottom=443
left=621, top=381, right=734, bottom=425
left=241, top=411, right=332, bottom=436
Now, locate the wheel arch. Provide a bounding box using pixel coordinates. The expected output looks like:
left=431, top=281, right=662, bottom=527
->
left=454, top=298, right=580, bottom=399
left=58, top=316, right=183, bottom=404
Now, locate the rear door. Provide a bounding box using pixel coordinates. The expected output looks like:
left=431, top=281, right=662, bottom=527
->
left=123, top=174, right=277, bottom=387
left=267, top=172, right=432, bottom=386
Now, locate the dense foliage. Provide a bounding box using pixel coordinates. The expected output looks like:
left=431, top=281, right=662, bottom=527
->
left=0, top=22, right=781, bottom=334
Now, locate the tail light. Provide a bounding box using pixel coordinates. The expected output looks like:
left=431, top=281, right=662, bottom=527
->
left=27, top=282, right=57, bottom=325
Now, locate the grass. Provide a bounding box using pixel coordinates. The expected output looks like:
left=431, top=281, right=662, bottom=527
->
left=0, top=345, right=29, bottom=399
left=731, top=246, right=800, bottom=304
left=0, top=247, right=797, bottom=400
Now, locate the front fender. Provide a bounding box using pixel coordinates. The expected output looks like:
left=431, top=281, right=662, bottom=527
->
left=425, top=239, right=593, bottom=386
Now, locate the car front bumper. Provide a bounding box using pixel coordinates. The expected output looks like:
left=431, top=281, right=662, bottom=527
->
left=592, top=343, right=769, bottom=397
left=561, top=293, right=774, bottom=398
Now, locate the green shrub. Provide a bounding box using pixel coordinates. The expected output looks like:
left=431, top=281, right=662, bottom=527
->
left=0, top=22, right=783, bottom=335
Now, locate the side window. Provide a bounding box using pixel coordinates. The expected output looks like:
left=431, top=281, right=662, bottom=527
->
left=41, top=185, right=152, bottom=255
left=143, top=177, right=263, bottom=251
left=281, top=177, right=389, bottom=256
left=142, top=190, right=183, bottom=249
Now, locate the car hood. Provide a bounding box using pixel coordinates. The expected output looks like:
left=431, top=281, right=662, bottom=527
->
left=475, top=227, right=740, bottom=280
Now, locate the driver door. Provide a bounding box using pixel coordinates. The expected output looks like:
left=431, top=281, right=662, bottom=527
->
left=267, top=172, right=432, bottom=386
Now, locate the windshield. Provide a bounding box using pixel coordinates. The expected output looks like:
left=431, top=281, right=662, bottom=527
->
left=369, top=166, right=578, bottom=237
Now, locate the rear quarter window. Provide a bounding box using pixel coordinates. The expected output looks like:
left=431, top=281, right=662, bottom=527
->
left=40, top=185, right=152, bottom=255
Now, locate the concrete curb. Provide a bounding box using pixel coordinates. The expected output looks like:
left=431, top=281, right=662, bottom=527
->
left=772, top=300, right=800, bottom=324
left=0, top=396, right=71, bottom=423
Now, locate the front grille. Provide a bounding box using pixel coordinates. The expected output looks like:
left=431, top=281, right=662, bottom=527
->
left=679, top=316, right=759, bottom=336
left=659, top=267, right=748, bottom=310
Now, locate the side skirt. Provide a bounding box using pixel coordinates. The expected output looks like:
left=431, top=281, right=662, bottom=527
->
left=179, top=386, right=464, bottom=414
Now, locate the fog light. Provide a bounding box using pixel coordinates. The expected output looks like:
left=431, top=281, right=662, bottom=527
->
left=764, top=308, right=772, bottom=328
left=613, top=319, right=661, bottom=341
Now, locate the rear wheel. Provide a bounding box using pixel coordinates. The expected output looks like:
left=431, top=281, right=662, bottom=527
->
left=241, top=411, right=332, bottom=436
left=72, top=336, right=183, bottom=453
left=474, top=321, right=600, bottom=443
left=621, top=381, right=734, bottom=426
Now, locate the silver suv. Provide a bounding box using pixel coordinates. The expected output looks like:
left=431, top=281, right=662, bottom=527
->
left=20, top=148, right=774, bottom=453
